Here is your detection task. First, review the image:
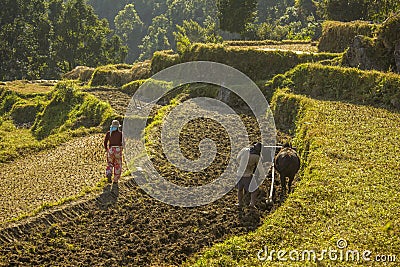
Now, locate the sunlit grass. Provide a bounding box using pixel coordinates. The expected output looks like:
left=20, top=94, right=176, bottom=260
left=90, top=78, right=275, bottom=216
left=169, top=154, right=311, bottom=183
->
left=0, top=81, right=115, bottom=162
left=256, top=44, right=318, bottom=53
left=0, top=120, right=44, bottom=162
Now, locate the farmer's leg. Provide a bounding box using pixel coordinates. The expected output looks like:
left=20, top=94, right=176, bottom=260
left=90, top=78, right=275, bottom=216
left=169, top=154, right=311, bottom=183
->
left=238, top=188, right=244, bottom=206
left=106, top=148, right=113, bottom=180
left=112, top=147, right=123, bottom=182
left=237, top=177, right=245, bottom=206
left=249, top=189, right=258, bottom=207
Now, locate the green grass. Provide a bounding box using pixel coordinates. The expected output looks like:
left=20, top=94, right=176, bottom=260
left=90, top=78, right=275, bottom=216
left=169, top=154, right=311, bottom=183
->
left=0, top=119, right=98, bottom=162
left=318, top=20, right=376, bottom=53
left=0, top=120, right=42, bottom=162
left=185, top=89, right=400, bottom=266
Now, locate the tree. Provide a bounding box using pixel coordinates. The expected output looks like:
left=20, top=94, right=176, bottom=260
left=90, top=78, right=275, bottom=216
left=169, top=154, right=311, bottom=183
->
left=217, top=0, right=258, bottom=35
left=52, top=0, right=126, bottom=70
left=318, top=0, right=400, bottom=22
left=138, top=15, right=172, bottom=60
left=323, top=0, right=368, bottom=21
left=295, top=0, right=318, bottom=17
left=0, top=0, right=126, bottom=80
left=256, top=0, right=289, bottom=23
left=87, top=0, right=130, bottom=28
left=367, top=0, right=400, bottom=22
left=0, top=0, right=52, bottom=80
left=192, top=0, right=218, bottom=25
left=132, top=0, right=168, bottom=25
left=174, top=19, right=222, bottom=54
left=115, top=4, right=145, bottom=62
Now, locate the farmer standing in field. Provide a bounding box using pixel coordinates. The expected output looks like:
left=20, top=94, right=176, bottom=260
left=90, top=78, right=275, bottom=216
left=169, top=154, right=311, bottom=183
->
left=104, top=119, right=124, bottom=183
left=236, top=142, right=264, bottom=208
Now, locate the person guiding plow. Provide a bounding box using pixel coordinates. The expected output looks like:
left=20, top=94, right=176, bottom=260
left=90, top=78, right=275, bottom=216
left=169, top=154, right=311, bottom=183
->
left=236, top=142, right=265, bottom=208
left=104, top=120, right=124, bottom=183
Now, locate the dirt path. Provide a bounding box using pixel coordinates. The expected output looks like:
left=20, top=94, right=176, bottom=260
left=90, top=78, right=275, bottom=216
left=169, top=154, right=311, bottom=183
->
left=0, top=134, right=105, bottom=225
left=0, top=88, right=146, bottom=226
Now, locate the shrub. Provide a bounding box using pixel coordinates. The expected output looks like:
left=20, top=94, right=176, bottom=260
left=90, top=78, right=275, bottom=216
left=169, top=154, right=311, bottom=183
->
left=31, top=81, right=114, bottom=139
left=130, top=60, right=152, bottom=80
left=31, top=83, right=81, bottom=139
left=54, top=81, right=77, bottom=103
left=65, top=93, right=114, bottom=130
left=151, top=50, right=181, bottom=75
left=180, top=43, right=339, bottom=81
left=10, top=100, right=43, bottom=125
left=0, top=90, right=20, bottom=115
left=224, top=40, right=312, bottom=46
left=341, top=35, right=390, bottom=71
left=121, top=78, right=174, bottom=100
left=121, top=79, right=147, bottom=96
left=318, top=20, right=377, bottom=52
left=339, top=13, right=400, bottom=73
left=150, top=43, right=339, bottom=81
left=376, top=13, right=400, bottom=52
left=89, top=64, right=135, bottom=87
left=62, top=66, right=95, bottom=82
left=270, top=88, right=313, bottom=133
left=268, top=63, right=400, bottom=110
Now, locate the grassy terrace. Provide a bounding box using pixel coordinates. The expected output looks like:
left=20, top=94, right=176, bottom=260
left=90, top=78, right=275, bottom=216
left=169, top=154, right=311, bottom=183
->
left=0, top=81, right=115, bottom=162
left=186, top=89, right=400, bottom=266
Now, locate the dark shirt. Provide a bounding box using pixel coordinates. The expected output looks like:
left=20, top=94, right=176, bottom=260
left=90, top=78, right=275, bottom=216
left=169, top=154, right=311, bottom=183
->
left=104, top=130, right=123, bottom=150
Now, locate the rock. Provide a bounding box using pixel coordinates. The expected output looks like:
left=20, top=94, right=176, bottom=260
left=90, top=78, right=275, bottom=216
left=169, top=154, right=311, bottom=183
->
left=343, top=35, right=392, bottom=71
left=390, top=98, right=400, bottom=109
left=394, top=40, right=400, bottom=73
left=63, top=66, right=95, bottom=82
left=343, top=35, right=375, bottom=70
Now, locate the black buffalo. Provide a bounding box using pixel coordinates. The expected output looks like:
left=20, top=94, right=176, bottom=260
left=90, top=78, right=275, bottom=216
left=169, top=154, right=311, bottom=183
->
left=274, top=144, right=300, bottom=200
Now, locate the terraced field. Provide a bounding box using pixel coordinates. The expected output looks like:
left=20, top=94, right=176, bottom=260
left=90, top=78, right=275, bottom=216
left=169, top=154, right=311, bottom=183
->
left=0, top=89, right=289, bottom=266
left=1, top=54, right=399, bottom=266
left=0, top=86, right=135, bottom=227
left=0, top=134, right=105, bottom=225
